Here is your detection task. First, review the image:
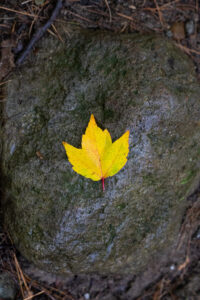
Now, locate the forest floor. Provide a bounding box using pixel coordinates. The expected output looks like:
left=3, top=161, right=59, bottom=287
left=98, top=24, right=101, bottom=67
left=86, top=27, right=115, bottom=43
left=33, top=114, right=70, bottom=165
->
left=0, top=1, right=200, bottom=299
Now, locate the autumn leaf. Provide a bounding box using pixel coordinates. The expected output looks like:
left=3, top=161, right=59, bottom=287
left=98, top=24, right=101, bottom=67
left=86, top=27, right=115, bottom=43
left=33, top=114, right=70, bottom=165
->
left=62, top=114, right=129, bottom=190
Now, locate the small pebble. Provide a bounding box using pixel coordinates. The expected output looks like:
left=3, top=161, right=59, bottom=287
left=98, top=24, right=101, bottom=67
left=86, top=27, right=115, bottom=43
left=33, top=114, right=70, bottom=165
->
left=166, top=30, right=173, bottom=38
left=84, top=293, right=90, bottom=300
left=194, top=13, right=199, bottom=22
left=185, top=20, right=195, bottom=36
left=170, top=264, right=175, bottom=271
left=10, top=143, right=16, bottom=155
left=193, top=227, right=200, bottom=239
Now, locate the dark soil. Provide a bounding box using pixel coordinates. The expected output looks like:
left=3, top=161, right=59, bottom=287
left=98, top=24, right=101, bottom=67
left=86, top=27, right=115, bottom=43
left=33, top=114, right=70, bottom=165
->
left=0, top=1, right=200, bottom=299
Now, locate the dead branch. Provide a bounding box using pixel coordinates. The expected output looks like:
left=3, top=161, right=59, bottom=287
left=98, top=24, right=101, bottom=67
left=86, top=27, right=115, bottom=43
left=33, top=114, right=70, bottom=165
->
left=16, top=0, right=63, bottom=65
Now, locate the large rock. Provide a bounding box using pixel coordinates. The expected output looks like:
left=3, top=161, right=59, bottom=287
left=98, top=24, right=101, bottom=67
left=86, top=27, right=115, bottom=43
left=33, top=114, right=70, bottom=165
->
left=1, top=30, right=200, bottom=275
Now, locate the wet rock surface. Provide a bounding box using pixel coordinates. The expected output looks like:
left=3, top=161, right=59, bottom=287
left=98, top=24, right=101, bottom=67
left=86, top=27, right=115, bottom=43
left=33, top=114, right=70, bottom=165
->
left=1, top=30, right=200, bottom=276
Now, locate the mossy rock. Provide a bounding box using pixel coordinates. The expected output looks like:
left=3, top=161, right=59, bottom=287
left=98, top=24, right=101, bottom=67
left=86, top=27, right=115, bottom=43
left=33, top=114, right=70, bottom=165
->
left=1, top=29, right=200, bottom=275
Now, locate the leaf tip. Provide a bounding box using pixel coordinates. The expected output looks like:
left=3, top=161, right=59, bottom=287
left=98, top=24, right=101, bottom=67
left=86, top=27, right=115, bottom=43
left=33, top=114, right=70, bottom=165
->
left=62, top=141, right=69, bottom=152
left=90, top=114, right=96, bottom=124
left=125, top=130, right=130, bottom=141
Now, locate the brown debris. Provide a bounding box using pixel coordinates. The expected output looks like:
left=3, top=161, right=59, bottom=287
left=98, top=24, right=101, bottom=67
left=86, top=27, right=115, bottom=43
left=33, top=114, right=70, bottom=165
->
left=0, top=38, right=16, bottom=81
left=104, top=0, right=112, bottom=23
left=171, top=21, right=185, bottom=41
left=153, top=0, right=165, bottom=28
left=178, top=255, right=190, bottom=271
left=36, top=151, right=44, bottom=159
left=16, top=0, right=63, bottom=65
left=14, top=253, right=35, bottom=299
left=0, top=5, right=44, bottom=19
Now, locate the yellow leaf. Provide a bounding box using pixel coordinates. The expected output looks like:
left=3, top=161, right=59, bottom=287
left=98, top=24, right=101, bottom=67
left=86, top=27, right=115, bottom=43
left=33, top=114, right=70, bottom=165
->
left=62, top=114, right=129, bottom=190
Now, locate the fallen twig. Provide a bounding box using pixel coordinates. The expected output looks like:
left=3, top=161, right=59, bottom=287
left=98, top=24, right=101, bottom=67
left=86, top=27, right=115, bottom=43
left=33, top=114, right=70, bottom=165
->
left=104, top=0, right=112, bottom=22
left=16, top=0, right=63, bottom=65
left=51, top=23, right=64, bottom=43
left=0, top=5, right=42, bottom=18
left=0, top=38, right=16, bottom=81
left=0, top=80, right=11, bottom=86
left=153, top=0, right=164, bottom=27
left=64, top=9, right=95, bottom=24
left=14, top=253, right=32, bottom=299
left=175, top=43, right=200, bottom=55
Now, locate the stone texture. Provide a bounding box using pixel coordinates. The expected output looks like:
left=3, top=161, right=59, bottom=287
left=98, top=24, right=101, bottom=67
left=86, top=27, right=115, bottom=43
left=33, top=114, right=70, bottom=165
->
left=0, top=273, right=17, bottom=300
left=1, top=30, right=200, bottom=275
